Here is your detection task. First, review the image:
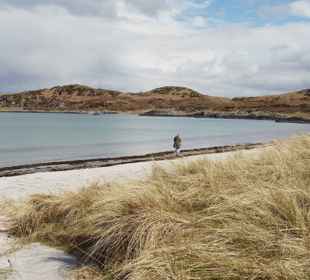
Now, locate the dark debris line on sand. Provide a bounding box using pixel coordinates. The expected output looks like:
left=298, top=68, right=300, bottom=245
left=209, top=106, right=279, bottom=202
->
left=0, top=143, right=264, bottom=178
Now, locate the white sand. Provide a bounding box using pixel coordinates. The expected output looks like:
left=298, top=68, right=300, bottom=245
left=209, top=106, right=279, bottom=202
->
left=0, top=149, right=261, bottom=280
left=0, top=236, right=77, bottom=280
left=0, top=151, right=251, bottom=201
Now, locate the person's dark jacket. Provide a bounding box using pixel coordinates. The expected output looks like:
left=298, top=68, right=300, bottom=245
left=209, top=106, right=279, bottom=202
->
left=173, top=135, right=182, bottom=149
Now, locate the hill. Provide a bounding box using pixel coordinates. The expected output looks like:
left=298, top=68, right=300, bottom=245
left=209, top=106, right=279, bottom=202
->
left=0, top=85, right=310, bottom=121
left=232, top=89, right=310, bottom=114
left=0, top=84, right=231, bottom=112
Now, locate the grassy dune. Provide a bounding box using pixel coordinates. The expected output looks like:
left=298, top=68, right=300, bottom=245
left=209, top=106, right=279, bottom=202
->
left=5, top=135, right=310, bottom=279
left=0, top=268, right=12, bottom=280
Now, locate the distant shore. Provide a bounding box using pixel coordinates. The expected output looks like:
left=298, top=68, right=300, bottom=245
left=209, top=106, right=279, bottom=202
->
left=1, top=109, right=310, bottom=124
left=0, top=109, right=118, bottom=115
left=140, top=110, right=310, bottom=124
left=0, top=143, right=263, bottom=177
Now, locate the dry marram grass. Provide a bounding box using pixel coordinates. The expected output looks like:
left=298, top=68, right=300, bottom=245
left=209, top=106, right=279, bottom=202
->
left=5, top=135, right=310, bottom=279
left=0, top=268, right=12, bottom=280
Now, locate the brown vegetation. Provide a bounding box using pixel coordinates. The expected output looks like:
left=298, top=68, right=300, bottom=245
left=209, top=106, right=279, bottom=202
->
left=232, top=89, right=310, bottom=114
left=1, top=85, right=309, bottom=118
left=4, top=134, right=310, bottom=279
left=0, top=269, right=11, bottom=280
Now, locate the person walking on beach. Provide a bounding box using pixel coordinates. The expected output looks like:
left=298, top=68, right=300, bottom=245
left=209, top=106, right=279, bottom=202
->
left=173, top=134, right=182, bottom=156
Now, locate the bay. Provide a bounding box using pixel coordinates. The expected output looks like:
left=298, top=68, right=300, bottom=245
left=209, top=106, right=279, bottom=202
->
left=0, top=112, right=309, bottom=168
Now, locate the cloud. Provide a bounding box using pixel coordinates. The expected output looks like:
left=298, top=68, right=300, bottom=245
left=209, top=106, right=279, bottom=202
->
left=0, top=2, right=309, bottom=97
left=125, top=0, right=183, bottom=17
left=257, top=4, right=290, bottom=19
left=290, top=0, right=310, bottom=18
left=0, top=0, right=114, bottom=17
left=258, top=0, right=310, bottom=19
left=0, top=0, right=185, bottom=18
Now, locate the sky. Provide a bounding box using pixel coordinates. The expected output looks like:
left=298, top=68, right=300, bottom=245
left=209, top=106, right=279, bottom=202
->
left=0, top=0, right=310, bottom=97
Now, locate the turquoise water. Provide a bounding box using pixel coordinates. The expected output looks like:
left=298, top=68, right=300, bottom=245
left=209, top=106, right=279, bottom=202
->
left=0, top=112, right=310, bottom=168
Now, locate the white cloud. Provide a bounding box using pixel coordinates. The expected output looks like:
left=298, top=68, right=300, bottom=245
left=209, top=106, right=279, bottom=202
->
left=191, top=16, right=208, bottom=27
left=0, top=2, right=309, bottom=97
left=257, top=4, right=290, bottom=19
left=0, top=0, right=186, bottom=18
left=290, top=0, right=310, bottom=18
left=259, top=0, right=310, bottom=19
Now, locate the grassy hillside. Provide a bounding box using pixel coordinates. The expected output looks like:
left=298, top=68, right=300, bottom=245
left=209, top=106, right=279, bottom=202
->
left=0, top=85, right=229, bottom=112
left=232, top=89, right=310, bottom=114
left=4, top=134, right=310, bottom=279
left=0, top=85, right=310, bottom=119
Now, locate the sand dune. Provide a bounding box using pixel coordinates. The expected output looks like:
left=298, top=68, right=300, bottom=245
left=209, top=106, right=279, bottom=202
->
left=0, top=149, right=261, bottom=280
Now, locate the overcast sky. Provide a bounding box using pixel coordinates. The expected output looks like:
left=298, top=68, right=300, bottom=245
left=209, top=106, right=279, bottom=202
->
left=0, top=0, right=310, bottom=96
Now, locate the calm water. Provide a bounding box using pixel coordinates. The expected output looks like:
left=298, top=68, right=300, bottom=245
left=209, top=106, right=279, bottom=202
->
left=0, top=112, right=310, bottom=168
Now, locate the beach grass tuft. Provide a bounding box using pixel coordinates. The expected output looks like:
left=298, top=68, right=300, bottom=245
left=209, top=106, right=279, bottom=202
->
left=5, top=134, right=310, bottom=279
left=0, top=268, right=12, bottom=280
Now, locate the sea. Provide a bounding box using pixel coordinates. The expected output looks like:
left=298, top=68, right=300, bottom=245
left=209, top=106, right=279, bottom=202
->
left=0, top=112, right=310, bottom=168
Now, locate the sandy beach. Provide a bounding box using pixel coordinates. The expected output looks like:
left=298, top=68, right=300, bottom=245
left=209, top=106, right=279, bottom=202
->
left=0, top=143, right=262, bottom=178
left=0, top=148, right=262, bottom=200
left=0, top=147, right=263, bottom=279
left=1, top=1, right=310, bottom=278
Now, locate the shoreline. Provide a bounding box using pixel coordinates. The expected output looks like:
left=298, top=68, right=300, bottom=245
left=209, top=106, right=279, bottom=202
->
left=0, top=143, right=263, bottom=178
left=0, top=110, right=117, bottom=115
left=140, top=111, right=310, bottom=124
left=1, top=110, right=309, bottom=124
